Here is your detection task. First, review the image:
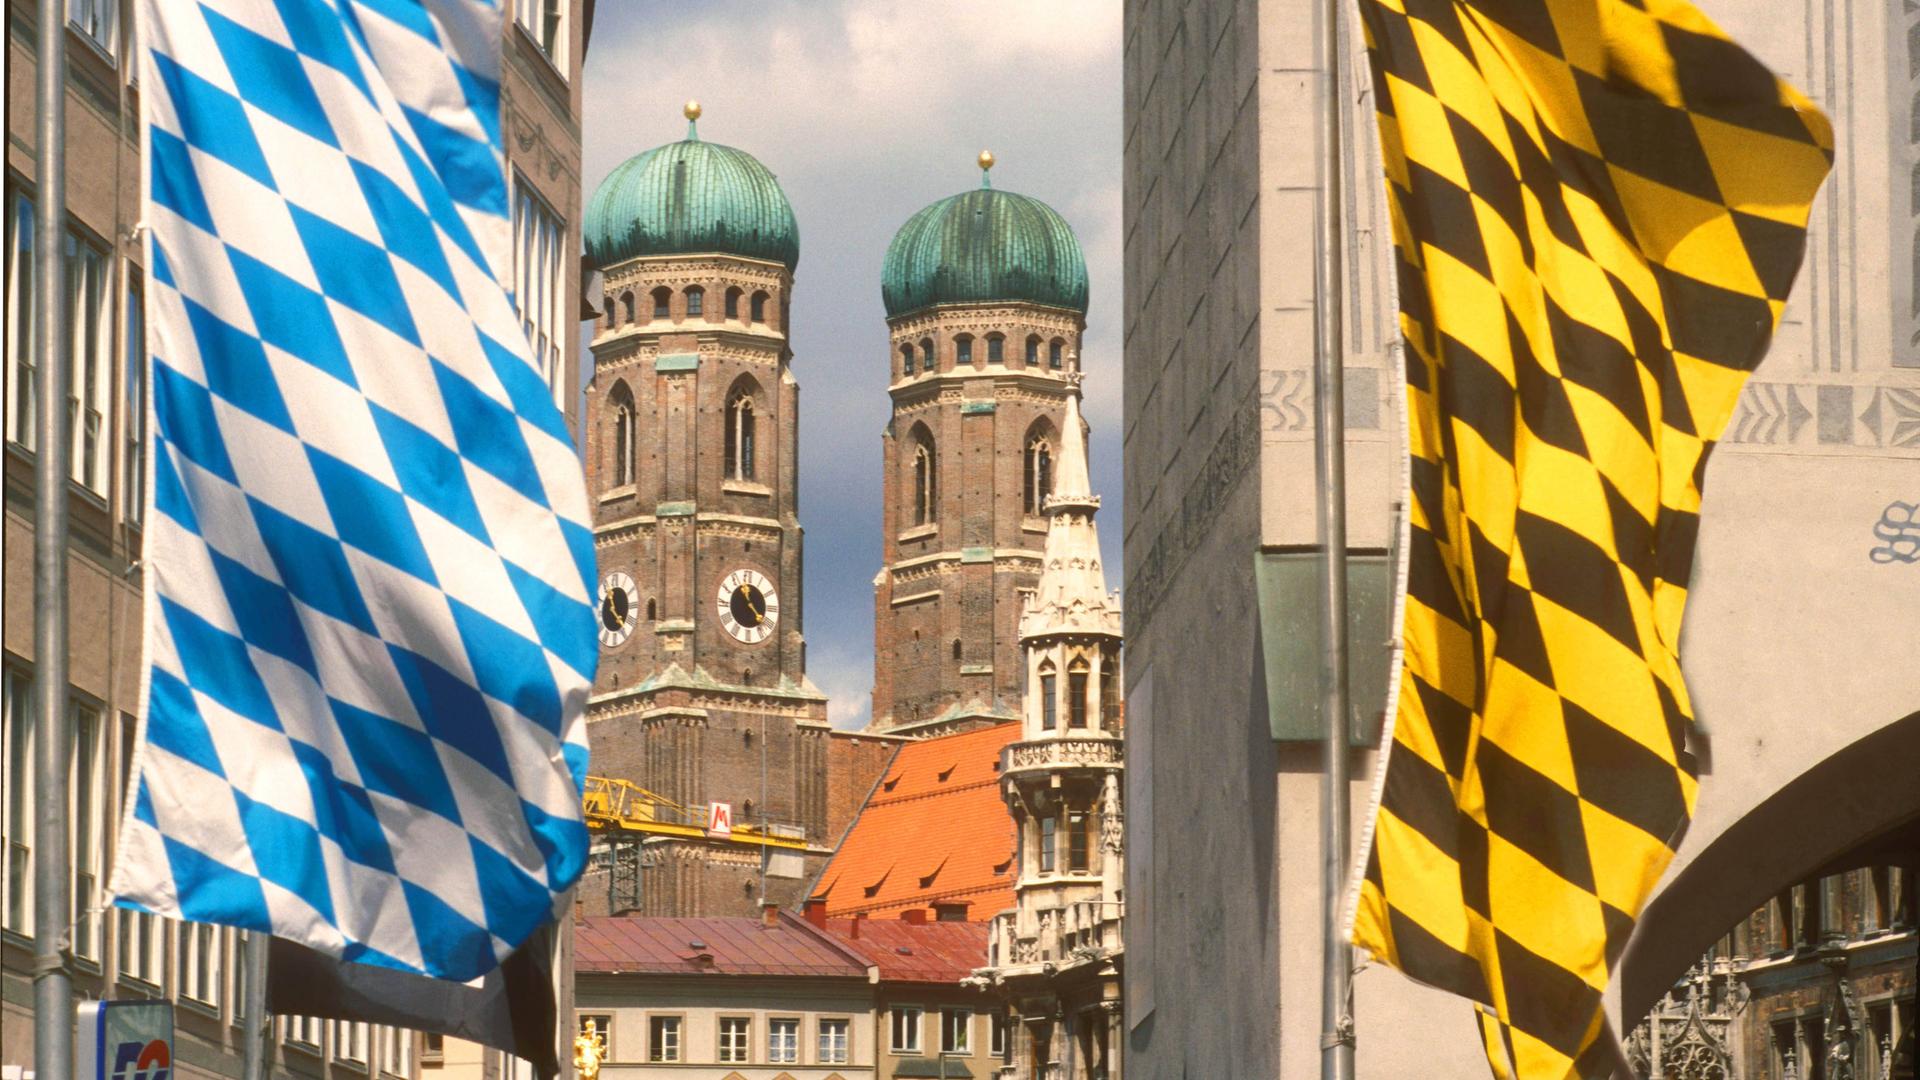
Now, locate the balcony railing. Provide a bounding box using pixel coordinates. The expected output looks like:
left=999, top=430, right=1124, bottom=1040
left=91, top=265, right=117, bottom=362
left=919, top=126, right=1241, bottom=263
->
left=1001, top=736, right=1123, bottom=776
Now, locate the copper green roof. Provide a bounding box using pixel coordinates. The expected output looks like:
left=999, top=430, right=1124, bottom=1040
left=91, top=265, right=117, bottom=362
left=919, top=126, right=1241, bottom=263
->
left=881, top=179, right=1088, bottom=319
left=584, top=129, right=798, bottom=271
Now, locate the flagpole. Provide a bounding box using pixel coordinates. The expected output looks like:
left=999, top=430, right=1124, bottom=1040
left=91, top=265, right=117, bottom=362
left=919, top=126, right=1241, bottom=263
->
left=1313, top=0, right=1356, bottom=1074
left=242, top=933, right=270, bottom=1080
left=32, top=0, right=75, bottom=1078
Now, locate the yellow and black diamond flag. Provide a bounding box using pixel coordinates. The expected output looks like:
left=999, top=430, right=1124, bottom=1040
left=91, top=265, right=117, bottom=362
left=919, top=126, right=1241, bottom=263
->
left=1347, top=0, right=1832, bottom=1077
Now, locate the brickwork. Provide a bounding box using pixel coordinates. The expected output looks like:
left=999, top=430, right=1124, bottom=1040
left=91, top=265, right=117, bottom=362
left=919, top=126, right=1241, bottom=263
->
left=582, top=245, right=833, bottom=919
left=872, top=303, right=1086, bottom=731
left=824, top=731, right=903, bottom=848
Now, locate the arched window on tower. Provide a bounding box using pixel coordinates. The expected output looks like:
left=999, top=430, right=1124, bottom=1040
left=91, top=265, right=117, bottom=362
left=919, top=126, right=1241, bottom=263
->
left=986, top=333, right=1004, bottom=363
left=1068, top=657, right=1090, bottom=728
left=620, top=291, right=636, bottom=324
left=920, top=338, right=935, bottom=372
left=1039, top=661, right=1057, bottom=731
left=1048, top=339, right=1064, bottom=370
left=726, top=393, right=757, bottom=481
left=608, top=381, right=635, bottom=487
left=651, top=287, right=672, bottom=320
left=1024, top=435, right=1053, bottom=515
left=912, top=437, right=937, bottom=526
left=955, top=334, right=974, bottom=366
left=901, top=343, right=915, bottom=377
left=1025, top=335, right=1041, bottom=366
left=750, top=290, right=769, bottom=323
left=685, top=285, right=705, bottom=318
left=1099, top=649, right=1120, bottom=730
left=725, top=286, right=742, bottom=319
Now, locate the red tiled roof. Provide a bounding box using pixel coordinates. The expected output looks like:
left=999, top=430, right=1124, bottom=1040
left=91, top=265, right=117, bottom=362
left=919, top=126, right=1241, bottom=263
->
left=574, top=915, right=868, bottom=978
left=814, top=722, right=1019, bottom=920
left=823, top=918, right=989, bottom=984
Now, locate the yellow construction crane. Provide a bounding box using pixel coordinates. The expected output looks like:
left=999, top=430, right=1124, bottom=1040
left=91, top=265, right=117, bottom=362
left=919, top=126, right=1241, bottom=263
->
left=581, top=775, right=808, bottom=851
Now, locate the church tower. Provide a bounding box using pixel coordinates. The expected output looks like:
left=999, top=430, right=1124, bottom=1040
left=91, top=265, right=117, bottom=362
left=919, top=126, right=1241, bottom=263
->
left=580, top=104, right=829, bottom=915
left=980, top=383, right=1126, bottom=1077
left=871, top=153, right=1091, bottom=733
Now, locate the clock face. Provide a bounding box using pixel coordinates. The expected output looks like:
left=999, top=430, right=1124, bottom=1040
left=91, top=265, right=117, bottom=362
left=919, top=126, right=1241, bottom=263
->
left=717, top=568, right=779, bottom=644
left=599, top=571, right=638, bottom=648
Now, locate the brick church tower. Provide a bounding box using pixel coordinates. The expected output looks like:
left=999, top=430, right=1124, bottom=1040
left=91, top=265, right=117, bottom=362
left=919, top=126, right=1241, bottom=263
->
left=579, top=104, right=830, bottom=915
left=871, top=153, right=1091, bottom=734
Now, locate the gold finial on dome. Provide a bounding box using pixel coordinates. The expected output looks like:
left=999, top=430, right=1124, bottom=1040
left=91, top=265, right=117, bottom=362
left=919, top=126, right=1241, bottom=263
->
left=978, top=149, right=995, bottom=171
left=684, top=100, right=703, bottom=121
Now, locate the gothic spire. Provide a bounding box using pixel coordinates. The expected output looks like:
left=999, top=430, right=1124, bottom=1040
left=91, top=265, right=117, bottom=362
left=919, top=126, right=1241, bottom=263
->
left=1020, top=367, right=1121, bottom=643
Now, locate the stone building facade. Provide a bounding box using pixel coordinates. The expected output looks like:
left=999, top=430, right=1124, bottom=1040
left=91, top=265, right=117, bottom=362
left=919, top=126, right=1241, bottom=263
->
left=870, top=162, right=1091, bottom=736
left=1, top=0, right=592, bottom=1077
left=1625, top=864, right=1915, bottom=1080
left=578, top=107, right=842, bottom=917
left=975, top=388, right=1126, bottom=1080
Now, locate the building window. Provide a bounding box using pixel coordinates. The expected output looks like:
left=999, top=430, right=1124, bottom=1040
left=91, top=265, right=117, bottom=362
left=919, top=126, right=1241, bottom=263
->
left=647, top=1016, right=680, bottom=1062
left=768, top=1017, right=799, bottom=1064
left=1024, top=437, right=1052, bottom=514
left=990, top=1011, right=1009, bottom=1059
left=890, top=1007, right=923, bottom=1054
left=181, top=921, right=223, bottom=1006
left=685, top=285, right=704, bottom=317
left=333, top=1020, right=369, bottom=1064
left=68, top=232, right=111, bottom=494
left=5, top=190, right=36, bottom=450
left=619, top=291, right=635, bottom=324
left=1068, top=658, right=1090, bottom=727
left=1068, top=810, right=1090, bottom=872
left=1025, top=335, right=1041, bottom=366
left=912, top=440, right=937, bottom=525
left=1100, top=654, right=1120, bottom=730
left=577, top=1015, right=610, bottom=1060
left=725, top=286, right=742, bottom=319
left=125, top=274, right=146, bottom=525
left=718, top=1017, right=750, bottom=1063
left=68, top=0, right=118, bottom=57
left=942, top=1009, right=972, bottom=1054
left=651, top=286, right=671, bottom=320
left=608, top=382, right=635, bottom=486
left=955, top=334, right=973, bottom=365
left=1049, top=339, right=1064, bottom=369
left=511, top=177, right=566, bottom=405
left=513, top=0, right=565, bottom=68
left=817, top=1018, right=849, bottom=1064
left=1040, top=665, right=1057, bottom=731
left=379, top=1027, right=412, bottom=1077
left=1039, top=815, right=1057, bottom=873
left=70, top=703, right=103, bottom=960
left=2, top=670, right=33, bottom=934
left=920, top=337, right=934, bottom=372
left=750, top=290, right=768, bottom=323
left=726, top=393, right=756, bottom=480
left=286, top=1015, right=323, bottom=1048
left=986, top=334, right=1004, bottom=363
left=901, top=343, right=914, bottom=376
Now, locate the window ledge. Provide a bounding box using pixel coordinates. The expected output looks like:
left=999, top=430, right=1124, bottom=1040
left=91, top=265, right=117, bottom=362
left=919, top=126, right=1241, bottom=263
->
left=599, top=485, right=637, bottom=505
left=898, top=523, right=937, bottom=543
left=509, top=21, right=569, bottom=87
left=722, top=479, right=771, bottom=497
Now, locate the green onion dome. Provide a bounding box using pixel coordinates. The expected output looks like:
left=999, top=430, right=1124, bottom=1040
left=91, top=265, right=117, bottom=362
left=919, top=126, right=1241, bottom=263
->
left=881, top=157, right=1089, bottom=319
left=584, top=106, right=799, bottom=272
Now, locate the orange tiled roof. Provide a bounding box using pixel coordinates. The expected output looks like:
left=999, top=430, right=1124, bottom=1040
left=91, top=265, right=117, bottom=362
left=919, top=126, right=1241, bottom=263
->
left=813, top=721, right=1019, bottom=921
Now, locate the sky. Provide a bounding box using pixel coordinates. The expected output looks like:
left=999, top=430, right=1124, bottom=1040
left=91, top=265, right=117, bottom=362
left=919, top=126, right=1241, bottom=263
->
left=581, top=2, right=1125, bottom=729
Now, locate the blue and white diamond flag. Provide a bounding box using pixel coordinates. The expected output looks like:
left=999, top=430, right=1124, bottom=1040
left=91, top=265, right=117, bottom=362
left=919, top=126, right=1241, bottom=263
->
left=109, top=0, right=598, bottom=980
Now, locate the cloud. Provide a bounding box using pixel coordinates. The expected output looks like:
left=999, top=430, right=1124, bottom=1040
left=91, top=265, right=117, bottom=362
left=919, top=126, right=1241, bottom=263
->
left=582, top=2, right=1124, bottom=729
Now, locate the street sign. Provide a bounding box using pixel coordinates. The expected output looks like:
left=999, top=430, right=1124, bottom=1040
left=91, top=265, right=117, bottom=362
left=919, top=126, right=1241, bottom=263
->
left=78, top=1001, right=172, bottom=1080
left=706, top=801, right=732, bottom=836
